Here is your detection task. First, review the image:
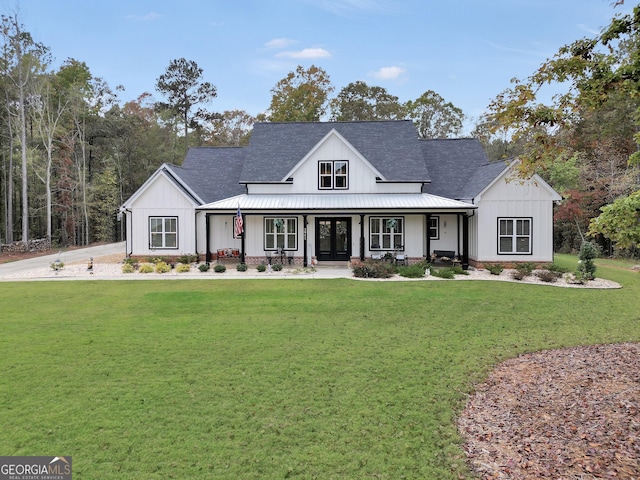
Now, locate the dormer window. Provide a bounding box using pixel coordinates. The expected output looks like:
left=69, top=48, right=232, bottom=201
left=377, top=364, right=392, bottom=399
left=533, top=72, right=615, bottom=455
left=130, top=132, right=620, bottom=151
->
left=319, top=161, right=348, bottom=190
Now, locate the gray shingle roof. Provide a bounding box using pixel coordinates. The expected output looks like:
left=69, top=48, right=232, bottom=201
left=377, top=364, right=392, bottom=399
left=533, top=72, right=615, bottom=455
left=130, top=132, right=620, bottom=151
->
left=166, top=147, right=246, bottom=204
left=240, top=120, right=430, bottom=183
left=160, top=123, right=504, bottom=205
left=420, top=138, right=507, bottom=200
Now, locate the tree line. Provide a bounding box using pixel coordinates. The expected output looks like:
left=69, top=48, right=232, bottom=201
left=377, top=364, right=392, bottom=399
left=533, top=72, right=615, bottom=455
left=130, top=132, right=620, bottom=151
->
left=2, top=3, right=639, bottom=257
left=0, top=12, right=465, bottom=249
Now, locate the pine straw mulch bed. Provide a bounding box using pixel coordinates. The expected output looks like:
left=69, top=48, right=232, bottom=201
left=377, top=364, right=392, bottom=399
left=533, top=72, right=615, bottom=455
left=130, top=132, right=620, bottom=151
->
left=458, top=343, right=640, bottom=479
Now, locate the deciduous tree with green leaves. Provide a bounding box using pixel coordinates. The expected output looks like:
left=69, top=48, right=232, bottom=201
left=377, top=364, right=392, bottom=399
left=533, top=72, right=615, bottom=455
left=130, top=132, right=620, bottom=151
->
left=481, top=3, right=640, bottom=255
left=330, top=81, right=404, bottom=121
left=405, top=90, right=464, bottom=139
left=589, top=190, right=640, bottom=253
left=268, top=65, right=333, bottom=122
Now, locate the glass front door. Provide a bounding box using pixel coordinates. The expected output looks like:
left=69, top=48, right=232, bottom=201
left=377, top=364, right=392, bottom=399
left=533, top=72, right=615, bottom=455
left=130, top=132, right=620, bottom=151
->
left=316, top=217, right=351, bottom=261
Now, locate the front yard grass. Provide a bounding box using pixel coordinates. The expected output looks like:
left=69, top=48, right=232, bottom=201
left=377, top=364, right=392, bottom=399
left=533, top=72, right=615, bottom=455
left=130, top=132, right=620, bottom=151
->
left=0, top=257, right=638, bottom=479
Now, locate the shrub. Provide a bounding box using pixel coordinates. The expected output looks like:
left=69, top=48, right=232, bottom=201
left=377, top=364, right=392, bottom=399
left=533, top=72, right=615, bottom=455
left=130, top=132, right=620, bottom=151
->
left=577, top=241, right=600, bottom=281
left=256, top=264, right=267, bottom=272
left=452, top=265, right=468, bottom=275
left=430, top=267, right=455, bottom=279
left=272, top=263, right=283, bottom=272
left=213, top=264, right=226, bottom=273
left=139, top=263, right=154, bottom=273
left=535, top=269, right=560, bottom=283
left=176, top=263, right=191, bottom=273
left=236, top=263, right=248, bottom=272
left=121, top=263, right=135, bottom=274
left=177, top=253, right=199, bottom=264
left=546, top=262, right=569, bottom=274
left=50, top=261, right=64, bottom=272
left=397, top=263, right=428, bottom=278
left=155, top=261, right=171, bottom=274
left=486, top=264, right=504, bottom=275
left=123, top=257, right=138, bottom=269
left=352, top=260, right=395, bottom=278
left=510, top=269, right=528, bottom=280
left=198, top=263, right=210, bottom=272
left=516, top=262, right=536, bottom=275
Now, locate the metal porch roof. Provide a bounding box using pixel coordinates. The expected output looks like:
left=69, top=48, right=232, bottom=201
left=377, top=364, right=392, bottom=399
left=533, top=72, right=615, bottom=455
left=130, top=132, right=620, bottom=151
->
left=198, top=193, right=476, bottom=212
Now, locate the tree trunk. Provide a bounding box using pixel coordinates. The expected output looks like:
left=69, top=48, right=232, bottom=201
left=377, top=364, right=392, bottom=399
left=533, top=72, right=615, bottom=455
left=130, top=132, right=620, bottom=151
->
left=5, top=121, right=15, bottom=244
left=19, top=85, right=28, bottom=244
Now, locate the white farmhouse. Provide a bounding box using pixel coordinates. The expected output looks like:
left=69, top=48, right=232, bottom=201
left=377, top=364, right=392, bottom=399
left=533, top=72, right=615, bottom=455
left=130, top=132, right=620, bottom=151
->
left=120, top=120, right=561, bottom=268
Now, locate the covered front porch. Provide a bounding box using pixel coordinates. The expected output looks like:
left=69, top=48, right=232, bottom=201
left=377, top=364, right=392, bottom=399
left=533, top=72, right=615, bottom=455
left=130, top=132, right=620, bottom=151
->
left=198, top=194, right=477, bottom=268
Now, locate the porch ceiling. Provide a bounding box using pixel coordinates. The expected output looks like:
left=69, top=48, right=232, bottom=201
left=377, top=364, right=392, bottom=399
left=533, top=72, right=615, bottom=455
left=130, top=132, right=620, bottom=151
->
left=197, top=193, right=476, bottom=212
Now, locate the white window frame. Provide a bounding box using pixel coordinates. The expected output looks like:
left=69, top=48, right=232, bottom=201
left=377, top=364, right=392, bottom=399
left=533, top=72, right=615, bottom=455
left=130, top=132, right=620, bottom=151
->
left=318, top=160, right=348, bottom=190
left=498, top=217, right=532, bottom=254
left=264, top=217, right=298, bottom=250
left=149, top=216, right=178, bottom=249
left=370, top=217, right=404, bottom=250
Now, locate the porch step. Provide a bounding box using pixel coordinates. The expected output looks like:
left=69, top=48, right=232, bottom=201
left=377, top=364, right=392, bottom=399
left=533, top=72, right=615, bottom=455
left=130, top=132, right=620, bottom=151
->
left=316, top=261, right=350, bottom=268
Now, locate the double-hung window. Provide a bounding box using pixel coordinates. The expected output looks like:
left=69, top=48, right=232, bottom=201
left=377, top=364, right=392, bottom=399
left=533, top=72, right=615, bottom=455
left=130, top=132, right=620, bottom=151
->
left=370, top=217, right=404, bottom=250
left=265, top=217, right=297, bottom=250
left=149, top=217, right=177, bottom=249
left=319, top=161, right=348, bottom=189
left=498, top=218, right=532, bottom=254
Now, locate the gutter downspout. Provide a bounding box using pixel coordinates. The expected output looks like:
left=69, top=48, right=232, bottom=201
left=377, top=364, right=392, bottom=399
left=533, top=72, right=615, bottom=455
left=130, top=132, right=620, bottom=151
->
left=120, top=208, right=132, bottom=257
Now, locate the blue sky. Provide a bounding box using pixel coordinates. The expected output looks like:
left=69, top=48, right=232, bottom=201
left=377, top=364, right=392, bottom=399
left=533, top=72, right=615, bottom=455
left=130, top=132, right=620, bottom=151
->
left=12, top=0, right=632, bottom=132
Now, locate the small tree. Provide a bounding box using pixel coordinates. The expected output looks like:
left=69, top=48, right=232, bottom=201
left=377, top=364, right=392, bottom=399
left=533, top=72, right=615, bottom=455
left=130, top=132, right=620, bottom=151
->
left=577, top=241, right=600, bottom=281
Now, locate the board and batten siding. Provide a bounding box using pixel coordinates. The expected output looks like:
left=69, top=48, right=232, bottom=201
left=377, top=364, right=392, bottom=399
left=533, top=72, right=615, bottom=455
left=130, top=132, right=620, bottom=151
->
left=472, top=173, right=559, bottom=264
left=247, top=133, right=421, bottom=195
left=126, top=174, right=198, bottom=256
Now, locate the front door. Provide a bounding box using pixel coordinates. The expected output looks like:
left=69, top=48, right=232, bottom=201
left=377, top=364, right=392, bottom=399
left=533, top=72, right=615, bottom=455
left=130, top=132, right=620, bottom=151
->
left=316, top=217, right=351, bottom=262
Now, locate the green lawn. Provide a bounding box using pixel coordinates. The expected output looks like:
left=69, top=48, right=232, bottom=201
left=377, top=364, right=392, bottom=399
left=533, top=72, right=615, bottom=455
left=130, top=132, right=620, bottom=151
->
left=1, top=258, right=639, bottom=479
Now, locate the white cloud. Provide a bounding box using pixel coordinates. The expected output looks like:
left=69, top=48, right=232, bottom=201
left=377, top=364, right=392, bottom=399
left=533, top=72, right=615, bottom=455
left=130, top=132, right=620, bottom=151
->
left=275, top=48, right=332, bottom=59
left=126, top=12, right=161, bottom=21
left=371, top=66, right=406, bottom=81
left=265, top=38, right=297, bottom=49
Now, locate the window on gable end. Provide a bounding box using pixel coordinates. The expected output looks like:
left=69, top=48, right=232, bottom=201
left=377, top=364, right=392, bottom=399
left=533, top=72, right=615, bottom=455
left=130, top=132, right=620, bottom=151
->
left=319, top=161, right=348, bottom=190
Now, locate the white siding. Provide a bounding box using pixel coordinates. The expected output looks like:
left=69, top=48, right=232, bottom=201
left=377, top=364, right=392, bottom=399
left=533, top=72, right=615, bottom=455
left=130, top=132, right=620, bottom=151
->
left=427, top=214, right=460, bottom=256
left=205, top=214, right=428, bottom=263
left=473, top=174, right=558, bottom=263
left=126, top=174, right=198, bottom=256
